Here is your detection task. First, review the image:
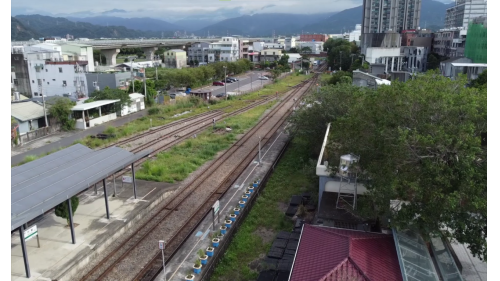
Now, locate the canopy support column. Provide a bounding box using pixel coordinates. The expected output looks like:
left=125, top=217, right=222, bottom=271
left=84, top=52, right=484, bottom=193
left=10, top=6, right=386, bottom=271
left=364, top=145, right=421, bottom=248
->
left=19, top=225, right=31, bottom=278
left=132, top=163, right=137, bottom=199
left=103, top=179, right=110, bottom=219
left=68, top=198, right=76, bottom=244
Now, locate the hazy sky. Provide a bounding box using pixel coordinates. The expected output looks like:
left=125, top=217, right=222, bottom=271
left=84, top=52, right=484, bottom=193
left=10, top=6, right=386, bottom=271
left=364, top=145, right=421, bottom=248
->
left=12, top=0, right=364, bottom=20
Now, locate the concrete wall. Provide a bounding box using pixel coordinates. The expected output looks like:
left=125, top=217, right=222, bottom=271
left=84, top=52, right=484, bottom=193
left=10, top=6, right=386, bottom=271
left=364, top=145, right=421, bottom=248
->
left=353, top=70, right=383, bottom=89
left=40, top=64, right=88, bottom=97
left=85, top=72, right=131, bottom=94
left=11, top=54, right=31, bottom=96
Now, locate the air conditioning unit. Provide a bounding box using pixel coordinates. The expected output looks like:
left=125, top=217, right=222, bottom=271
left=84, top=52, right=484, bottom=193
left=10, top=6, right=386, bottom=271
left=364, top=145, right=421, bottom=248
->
left=24, top=57, right=28, bottom=61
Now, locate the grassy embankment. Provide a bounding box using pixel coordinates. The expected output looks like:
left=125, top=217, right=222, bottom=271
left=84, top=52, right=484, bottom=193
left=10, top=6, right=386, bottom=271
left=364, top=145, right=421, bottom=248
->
left=210, top=139, right=318, bottom=281
left=16, top=73, right=310, bottom=165
left=77, top=73, right=310, bottom=148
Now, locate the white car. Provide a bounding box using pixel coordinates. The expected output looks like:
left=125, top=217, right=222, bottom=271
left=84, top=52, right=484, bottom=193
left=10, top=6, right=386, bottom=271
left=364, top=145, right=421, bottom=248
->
left=258, top=76, right=269, bottom=80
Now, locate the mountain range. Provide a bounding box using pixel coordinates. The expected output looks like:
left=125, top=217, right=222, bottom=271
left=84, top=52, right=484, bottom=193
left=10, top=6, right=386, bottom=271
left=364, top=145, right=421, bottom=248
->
left=12, top=0, right=452, bottom=41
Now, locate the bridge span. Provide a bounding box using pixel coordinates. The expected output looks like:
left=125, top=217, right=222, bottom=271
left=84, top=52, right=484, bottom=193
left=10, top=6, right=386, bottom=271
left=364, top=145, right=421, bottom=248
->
left=11, top=38, right=262, bottom=65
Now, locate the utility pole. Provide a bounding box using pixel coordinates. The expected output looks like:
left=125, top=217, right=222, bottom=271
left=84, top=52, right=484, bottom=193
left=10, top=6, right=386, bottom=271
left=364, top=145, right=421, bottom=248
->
left=223, top=66, right=227, bottom=100
left=131, top=58, right=135, bottom=92
left=38, top=65, right=49, bottom=127
left=155, top=55, right=159, bottom=80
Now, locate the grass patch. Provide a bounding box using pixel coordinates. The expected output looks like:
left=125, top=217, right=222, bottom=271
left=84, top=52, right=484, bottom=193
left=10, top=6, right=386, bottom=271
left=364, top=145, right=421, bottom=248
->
left=210, top=139, right=318, bottom=281
left=77, top=74, right=310, bottom=149
left=135, top=101, right=276, bottom=182
left=13, top=147, right=65, bottom=167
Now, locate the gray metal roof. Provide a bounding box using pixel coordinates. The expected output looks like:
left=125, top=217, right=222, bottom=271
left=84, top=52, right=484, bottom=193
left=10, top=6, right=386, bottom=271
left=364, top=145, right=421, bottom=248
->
left=11, top=101, right=46, bottom=122
left=11, top=144, right=150, bottom=231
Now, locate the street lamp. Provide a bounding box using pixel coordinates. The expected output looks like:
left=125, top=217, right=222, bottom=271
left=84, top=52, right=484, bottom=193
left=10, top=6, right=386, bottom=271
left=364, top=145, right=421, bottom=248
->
left=223, top=65, right=227, bottom=100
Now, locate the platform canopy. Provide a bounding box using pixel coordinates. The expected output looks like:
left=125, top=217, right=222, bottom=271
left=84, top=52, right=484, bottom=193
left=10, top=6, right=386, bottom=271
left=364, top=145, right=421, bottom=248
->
left=11, top=144, right=150, bottom=231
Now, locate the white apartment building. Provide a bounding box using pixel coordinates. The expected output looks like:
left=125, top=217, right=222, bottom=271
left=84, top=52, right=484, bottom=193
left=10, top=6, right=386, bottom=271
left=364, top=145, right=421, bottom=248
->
left=208, top=37, right=239, bottom=62
left=220, top=37, right=239, bottom=62
left=295, top=41, right=324, bottom=54
left=445, top=0, right=487, bottom=29
left=12, top=45, right=89, bottom=98
left=284, top=37, right=297, bottom=51
left=29, top=42, right=95, bottom=71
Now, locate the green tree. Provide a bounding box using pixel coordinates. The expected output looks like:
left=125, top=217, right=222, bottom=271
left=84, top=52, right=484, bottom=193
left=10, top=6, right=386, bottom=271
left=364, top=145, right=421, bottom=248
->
left=289, top=47, right=299, bottom=53
left=292, top=70, right=487, bottom=261
left=90, top=87, right=132, bottom=110
left=47, top=97, right=76, bottom=131
left=327, top=71, right=353, bottom=85
left=300, top=46, right=312, bottom=54
left=270, top=69, right=282, bottom=81
left=469, top=69, right=487, bottom=89
left=55, top=196, right=79, bottom=226
left=427, top=53, right=440, bottom=70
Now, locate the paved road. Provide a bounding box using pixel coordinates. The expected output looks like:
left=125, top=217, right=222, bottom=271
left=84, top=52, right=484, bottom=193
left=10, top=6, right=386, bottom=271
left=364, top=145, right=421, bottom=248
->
left=11, top=71, right=271, bottom=166
left=194, top=71, right=271, bottom=96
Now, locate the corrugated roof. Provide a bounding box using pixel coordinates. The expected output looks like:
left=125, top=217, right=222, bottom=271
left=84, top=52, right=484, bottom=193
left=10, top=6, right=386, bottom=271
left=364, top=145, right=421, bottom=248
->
left=290, top=224, right=402, bottom=281
left=11, top=144, right=151, bottom=231
left=11, top=101, right=46, bottom=122
left=71, top=99, right=119, bottom=111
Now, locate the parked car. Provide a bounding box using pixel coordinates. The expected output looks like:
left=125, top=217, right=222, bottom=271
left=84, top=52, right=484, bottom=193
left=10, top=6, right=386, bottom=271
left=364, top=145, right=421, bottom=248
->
left=228, top=77, right=239, bottom=81
left=215, top=92, right=227, bottom=98
left=213, top=81, right=225, bottom=86
left=258, top=76, right=269, bottom=80
left=224, top=78, right=234, bottom=83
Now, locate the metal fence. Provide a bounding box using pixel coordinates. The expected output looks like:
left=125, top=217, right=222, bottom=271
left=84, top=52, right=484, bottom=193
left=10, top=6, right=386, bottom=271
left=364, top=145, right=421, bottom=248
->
left=17, top=122, right=61, bottom=146
left=199, top=138, right=292, bottom=280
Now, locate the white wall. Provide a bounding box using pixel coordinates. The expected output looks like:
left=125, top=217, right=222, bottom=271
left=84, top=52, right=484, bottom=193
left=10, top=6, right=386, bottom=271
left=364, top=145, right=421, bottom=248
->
left=253, top=42, right=265, bottom=52
left=32, top=63, right=88, bottom=98
left=365, top=47, right=401, bottom=64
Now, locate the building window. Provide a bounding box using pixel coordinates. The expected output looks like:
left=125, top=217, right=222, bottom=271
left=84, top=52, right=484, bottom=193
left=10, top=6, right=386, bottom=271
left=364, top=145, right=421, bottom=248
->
left=13, top=79, right=18, bottom=86
left=37, top=79, right=42, bottom=86
left=59, top=67, right=63, bottom=73
left=47, top=82, right=50, bottom=85
left=63, top=80, right=67, bottom=86
left=32, top=80, right=35, bottom=83
left=46, top=69, right=48, bottom=72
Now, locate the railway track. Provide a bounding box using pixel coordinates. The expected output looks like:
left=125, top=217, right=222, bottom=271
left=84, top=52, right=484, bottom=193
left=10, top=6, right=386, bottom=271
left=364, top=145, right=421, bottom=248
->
left=78, top=74, right=319, bottom=281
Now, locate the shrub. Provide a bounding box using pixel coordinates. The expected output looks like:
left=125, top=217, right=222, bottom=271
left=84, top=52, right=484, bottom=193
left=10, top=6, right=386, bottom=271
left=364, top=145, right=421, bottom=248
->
left=148, top=107, right=161, bottom=115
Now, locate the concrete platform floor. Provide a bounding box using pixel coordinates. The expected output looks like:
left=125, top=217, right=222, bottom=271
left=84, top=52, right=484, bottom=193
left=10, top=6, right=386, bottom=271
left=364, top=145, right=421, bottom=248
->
left=11, top=178, right=179, bottom=281
left=159, top=124, right=291, bottom=281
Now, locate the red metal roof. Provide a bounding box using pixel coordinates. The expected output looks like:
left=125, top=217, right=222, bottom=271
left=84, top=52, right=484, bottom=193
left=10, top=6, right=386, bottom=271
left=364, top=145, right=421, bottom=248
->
left=290, top=224, right=402, bottom=281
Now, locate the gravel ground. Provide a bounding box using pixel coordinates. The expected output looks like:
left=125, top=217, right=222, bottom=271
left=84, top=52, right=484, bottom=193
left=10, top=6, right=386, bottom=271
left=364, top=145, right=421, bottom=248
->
left=75, top=79, right=315, bottom=281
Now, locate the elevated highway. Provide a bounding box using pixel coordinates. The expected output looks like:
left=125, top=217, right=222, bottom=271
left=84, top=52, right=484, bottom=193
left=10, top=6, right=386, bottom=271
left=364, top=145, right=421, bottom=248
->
left=11, top=38, right=262, bottom=64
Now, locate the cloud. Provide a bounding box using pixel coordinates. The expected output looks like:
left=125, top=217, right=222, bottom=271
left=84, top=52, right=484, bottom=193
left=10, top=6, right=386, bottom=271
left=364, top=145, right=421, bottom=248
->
left=261, top=4, right=276, bottom=10
left=12, top=0, right=361, bottom=21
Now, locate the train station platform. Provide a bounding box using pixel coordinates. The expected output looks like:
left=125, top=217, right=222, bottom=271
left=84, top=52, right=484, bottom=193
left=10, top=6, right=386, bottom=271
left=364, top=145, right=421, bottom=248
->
left=11, top=178, right=179, bottom=281
left=160, top=122, right=291, bottom=281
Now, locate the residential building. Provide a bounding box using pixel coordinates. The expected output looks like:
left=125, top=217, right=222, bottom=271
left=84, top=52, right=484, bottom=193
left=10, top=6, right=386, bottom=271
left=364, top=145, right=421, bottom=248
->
left=164, top=49, right=187, bottom=69
left=445, top=0, right=487, bottom=29
left=464, top=16, right=487, bottom=63
left=59, top=43, right=95, bottom=72
left=299, top=34, right=328, bottom=42
left=220, top=37, right=240, bottom=62
left=239, top=39, right=251, bottom=59
left=260, top=49, right=283, bottom=62
left=401, top=46, right=430, bottom=72
left=449, top=62, right=486, bottom=81
left=252, top=42, right=265, bottom=52
left=295, top=41, right=324, bottom=54
left=263, top=43, right=284, bottom=50
left=362, top=0, right=422, bottom=34
left=11, top=101, right=48, bottom=135
left=187, top=42, right=210, bottom=63
left=401, top=30, right=418, bottom=46
left=284, top=37, right=296, bottom=51
left=85, top=72, right=134, bottom=94
left=208, top=43, right=222, bottom=63
left=120, top=93, right=145, bottom=117
left=289, top=224, right=403, bottom=281
left=439, top=57, right=472, bottom=77
left=71, top=100, right=120, bottom=130
left=432, top=27, right=467, bottom=58
left=208, top=37, right=239, bottom=62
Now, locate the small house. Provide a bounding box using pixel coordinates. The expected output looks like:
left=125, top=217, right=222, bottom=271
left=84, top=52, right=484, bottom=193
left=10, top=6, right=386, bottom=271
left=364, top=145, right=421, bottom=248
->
left=120, top=93, right=145, bottom=116
left=11, top=101, right=48, bottom=135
